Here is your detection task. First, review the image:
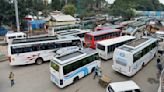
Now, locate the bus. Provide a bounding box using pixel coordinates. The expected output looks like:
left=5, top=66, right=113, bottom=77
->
left=95, top=24, right=124, bottom=31
left=50, top=48, right=101, bottom=88
left=8, top=35, right=83, bottom=65
left=96, top=36, right=136, bottom=60
left=112, top=37, right=157, bottom=77
left=48, top=24, right=81, bottom=36
left=56, top=29, right=90, bottom=43
left=5, top=32, right=27, bottom=44
left=84, top=29, right=121, bottom=49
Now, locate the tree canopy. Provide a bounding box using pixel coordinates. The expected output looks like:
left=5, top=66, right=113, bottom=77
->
left=62, top=4, right=76, bottom=16
left=109, top=0, right=164, bottom=19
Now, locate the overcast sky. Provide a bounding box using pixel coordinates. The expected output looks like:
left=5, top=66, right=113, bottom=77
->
left=106, top=0, right=164, bottom=4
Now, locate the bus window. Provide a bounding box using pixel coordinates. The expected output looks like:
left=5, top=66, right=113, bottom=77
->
left=97, top=44, right=105, bottom=51
left=133, top=51, right=142, bottom=63
left=86, top=35, right=92, bottom=40
left=9, top=36, right=16, bottom=39
left=17, top=35, right=22, bottom=38
left=51, top=62, right=59, bottom=72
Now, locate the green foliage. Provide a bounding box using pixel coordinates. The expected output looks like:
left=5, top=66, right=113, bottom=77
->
left=62, top=4, right=76, bottom=16
left=51, top=0, right=64, bottom=10
left=109, top=0, right=164, bottom=19
left=79, top=11, right=96, bottom=19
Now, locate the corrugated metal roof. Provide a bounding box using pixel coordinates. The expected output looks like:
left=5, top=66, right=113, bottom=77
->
left=51, top=14, right=76, bottom=22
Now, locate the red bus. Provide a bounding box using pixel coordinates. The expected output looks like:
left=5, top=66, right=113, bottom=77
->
left=84, top=29, right=122, bottom=49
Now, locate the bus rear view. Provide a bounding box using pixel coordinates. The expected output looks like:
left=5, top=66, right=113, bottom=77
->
left=112, top=37, right=157, bottom=77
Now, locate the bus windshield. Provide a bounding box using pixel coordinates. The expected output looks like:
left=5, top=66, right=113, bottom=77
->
left=97, top=44, right=105, bottom=51
left=51, top=61, right=59, bottom=72
left=85, top=34, right=92, bottom=40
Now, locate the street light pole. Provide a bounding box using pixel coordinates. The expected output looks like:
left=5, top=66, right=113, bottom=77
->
left=14, top=0, right=20, bottom=32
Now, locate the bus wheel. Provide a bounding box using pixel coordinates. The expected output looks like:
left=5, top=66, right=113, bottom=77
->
left=73, top=77, right=79, bottom=83
left=35, top=58, right=43, bottom=65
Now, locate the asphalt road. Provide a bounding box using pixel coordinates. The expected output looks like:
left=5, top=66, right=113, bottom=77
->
left=0, top=55, right=160, bottom=92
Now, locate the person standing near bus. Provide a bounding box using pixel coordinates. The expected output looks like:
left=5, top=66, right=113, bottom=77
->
left=156, top=58, right=163, bottom=74
left=9, top=72, right=15, bottom=87
left=93, top=66, right=99, bottom=79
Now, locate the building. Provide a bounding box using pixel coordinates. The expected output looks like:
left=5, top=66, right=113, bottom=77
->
left=49, top=14, right=77, bottom=26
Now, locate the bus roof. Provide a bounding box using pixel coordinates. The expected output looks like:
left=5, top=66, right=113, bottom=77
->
left=53, top=48, right=97, bottom=65
left=86, top=29, right=120, bottom=36
left=109, top=80, right=140, bottom=92
left=119, top=37, right=157, bottom=52
left=5, top=32, right=26, bottom=37
left=12, top=35, right=77, bottom=44
left=126, top=38, right=148, bottom=47
left=57, top=29, right=90, bottom=36
left=97, top=36, right=136, bottom=46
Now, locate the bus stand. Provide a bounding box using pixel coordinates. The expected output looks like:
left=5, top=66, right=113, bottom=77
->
left=98, top=74, right=111, bottom=88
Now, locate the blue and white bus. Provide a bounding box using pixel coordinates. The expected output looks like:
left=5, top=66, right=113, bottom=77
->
left=112, top=37, right=157, bottom=77
left=50, top=48, right=101, bottom=88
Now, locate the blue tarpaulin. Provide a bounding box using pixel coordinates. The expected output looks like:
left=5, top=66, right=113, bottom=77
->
left=28, top=20, right=46, bottom=30
left=0, top=27, right=7, bottom=36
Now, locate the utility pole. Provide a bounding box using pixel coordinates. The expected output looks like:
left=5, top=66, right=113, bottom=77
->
left=14, top=0, right=20, bottom=32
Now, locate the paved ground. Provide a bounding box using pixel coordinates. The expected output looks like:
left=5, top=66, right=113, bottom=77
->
left=0, top=55, right=160, bottom=92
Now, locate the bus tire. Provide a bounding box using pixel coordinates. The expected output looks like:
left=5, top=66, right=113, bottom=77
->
left=35, top=58, right=43, bottom=65
left=73, top=77, right=79, bottom=83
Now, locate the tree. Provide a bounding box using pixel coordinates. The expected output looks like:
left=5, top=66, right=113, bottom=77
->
left=51, top=0, right=64, bottom=10
left=62, top=4, right=76, bottom=16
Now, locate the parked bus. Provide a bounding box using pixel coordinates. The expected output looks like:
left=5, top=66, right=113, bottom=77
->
left=84, top=29, right=121, bottom=49
left=48, top=24, right=80, bottom=36
left=5, top=32, right=27, bottom=43
left=8, top=36, right=83, bottom=65
left=96, top=36, right=136, bottom=60
left=50, top=48, right=101, bottom=88
left=112, top=37, right=157, bottom=77
left=95, top=24, right=124, bottom=31
left=56, top=29, right=90, bottom=43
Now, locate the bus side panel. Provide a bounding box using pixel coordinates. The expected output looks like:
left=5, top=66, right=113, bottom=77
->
left=131, top=47, right=157, bottom=75
left=62, top=60, right=101, bottom=88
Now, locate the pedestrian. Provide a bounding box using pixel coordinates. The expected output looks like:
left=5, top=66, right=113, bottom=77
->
left=156, top=58, right=163, bottom=74
left=93, top=66, right=99, bottom=79
left=9, top=72, right=14, bottom=87
left=97, top=67, right=102, bottom=78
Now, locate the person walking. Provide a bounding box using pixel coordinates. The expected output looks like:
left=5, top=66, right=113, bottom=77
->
left=93, top=66, right=99, bottom=79
left=9, top=72, right=15, bottom=87
left=156, top=58, right=163, bottom=74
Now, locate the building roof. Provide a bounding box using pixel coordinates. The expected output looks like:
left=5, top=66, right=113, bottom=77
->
left=51, top=14, right=76, bottom=22
left=87, top=29, right=120, bottom=36
left=97, top=36, right=136, bottom=46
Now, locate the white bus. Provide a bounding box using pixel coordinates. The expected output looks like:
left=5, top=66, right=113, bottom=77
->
left=5, top=32, right=26, bottom=43
left=50, top=48, right=101, bottom=88
left=96, top=36, right=136, bottom=60
left=112, top=37, right=157, bottom=77
left=8, top=36, right=83, bottom=65
left=56, top=29, right=90, bottom=43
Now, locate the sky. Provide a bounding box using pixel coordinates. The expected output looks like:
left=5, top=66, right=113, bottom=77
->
left=106, top=0, right=164, bottom=4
